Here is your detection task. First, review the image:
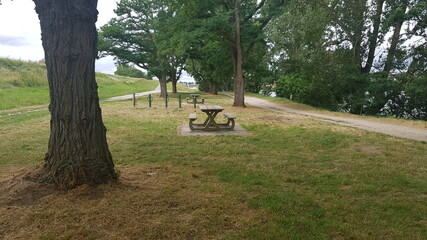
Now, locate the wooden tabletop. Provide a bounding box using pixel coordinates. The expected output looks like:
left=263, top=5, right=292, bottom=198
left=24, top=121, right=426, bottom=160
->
left=199, top=105, right=224, bottom=111
left=190, top=94, right=200, bottom=97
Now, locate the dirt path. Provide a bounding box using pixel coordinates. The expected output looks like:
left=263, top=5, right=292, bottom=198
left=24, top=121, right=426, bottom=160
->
left=244, top=96, right=427, bottom=142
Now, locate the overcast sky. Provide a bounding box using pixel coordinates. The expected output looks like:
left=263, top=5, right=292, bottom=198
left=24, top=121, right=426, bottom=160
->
left=0, top=0, right=119, bottom=74
left=0, top=0, right=195, bottom=81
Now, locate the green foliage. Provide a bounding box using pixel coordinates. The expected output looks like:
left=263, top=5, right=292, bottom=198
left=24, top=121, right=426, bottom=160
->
left=275, top=75, right=306, bottom=100
left=266, top=0, right=426, bottom=120
left=363, top=73, right=401, bottom=115
left=404, top=75, right=427, bottom=120
left=99, top=0, right=186, bottom=92
left=114, top=64, right=149, bottom=79
left=378, top=74, right=427, bottom=120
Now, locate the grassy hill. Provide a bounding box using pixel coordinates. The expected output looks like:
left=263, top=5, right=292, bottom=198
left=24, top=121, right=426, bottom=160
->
left=0, top=58, right=159, bottom=110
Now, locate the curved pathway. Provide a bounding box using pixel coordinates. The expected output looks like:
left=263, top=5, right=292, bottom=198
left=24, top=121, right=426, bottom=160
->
left=243, top=96, right=427, bottom=142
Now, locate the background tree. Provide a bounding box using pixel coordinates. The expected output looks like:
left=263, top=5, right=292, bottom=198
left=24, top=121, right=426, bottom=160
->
left=268, top=0, right=426, bottom=118
left=99, top=0, right=181, bottom=97
left=267, top=0, right=342, bottom=108
left=185, top=39, right=234, bottom=94
left=173, top=4, right=235, bottom=94
left=173, top=0, right=285, bottom=107
left=32, top=0, right=117, bottom=188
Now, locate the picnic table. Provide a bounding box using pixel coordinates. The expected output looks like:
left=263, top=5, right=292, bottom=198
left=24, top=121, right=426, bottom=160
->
left=189, top=105, right=236, bottom=131
left=187, top=94, right=204, bottom=106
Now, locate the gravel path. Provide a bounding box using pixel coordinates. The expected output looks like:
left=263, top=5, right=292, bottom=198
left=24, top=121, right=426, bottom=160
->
left=244, top=95, right=427, bottom=142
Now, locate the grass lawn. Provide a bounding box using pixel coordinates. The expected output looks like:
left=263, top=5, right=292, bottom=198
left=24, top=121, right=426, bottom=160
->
left=0, top=58, right=159, bottom=110
left=1, top=93, right=426, bottom=239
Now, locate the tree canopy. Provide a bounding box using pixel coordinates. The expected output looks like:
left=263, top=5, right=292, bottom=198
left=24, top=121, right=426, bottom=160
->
left=99, top=0, right=426, bottom=119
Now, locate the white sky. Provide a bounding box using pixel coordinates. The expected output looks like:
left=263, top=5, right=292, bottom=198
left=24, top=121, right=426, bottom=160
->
left=0, top=0, right=119, bottom=74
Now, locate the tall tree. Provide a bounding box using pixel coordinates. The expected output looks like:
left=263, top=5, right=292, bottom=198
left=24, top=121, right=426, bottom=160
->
left=99, top=0, right=179, bottom=98
left=185, top=38, right=234, bottom=94
left=267, top=0, right=343, bottom=109
left=174, top=0, right=285, bottom=107
left=328, top=0, right=368, bottom=69
left=362, top=0, right=385, bottom=73
left=229, top=0, right=285, bottom=107
left=32, top=0, right=117, bottom=188
left=383, top=0, right=408, bottom=74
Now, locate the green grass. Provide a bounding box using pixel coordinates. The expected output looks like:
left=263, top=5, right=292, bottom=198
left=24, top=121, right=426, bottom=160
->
left=0, top=107, right=49, bottom=127
left=0, top=58, right=160, bottom=110
left=96, top=73, right=159, bottom=99
left=105, top=100, right=427, bottom=239
left=1, top=93, right=426, bottom=239
left=0, top=87, right=50, bottom=110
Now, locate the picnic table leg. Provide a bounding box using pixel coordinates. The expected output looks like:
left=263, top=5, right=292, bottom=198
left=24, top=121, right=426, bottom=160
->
left=189, top=119, right=196, bottom=130
left=202, top=111, right=221, bottom=130
left=226, top=118, right=235, bottom=129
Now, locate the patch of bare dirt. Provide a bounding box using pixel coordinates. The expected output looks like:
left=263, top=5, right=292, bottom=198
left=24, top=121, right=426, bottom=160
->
left=0, top=164, right=262, bottom=240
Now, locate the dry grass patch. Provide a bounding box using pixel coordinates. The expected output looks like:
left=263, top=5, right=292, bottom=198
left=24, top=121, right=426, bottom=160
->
left=0, top=164, right=262, bottom=240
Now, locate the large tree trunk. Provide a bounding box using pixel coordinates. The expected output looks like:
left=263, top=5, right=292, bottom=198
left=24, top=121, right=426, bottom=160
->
left=171, top=73, right=178, bottom=94
left=352, top=0, right=367, bottom=69
left=232, top=0, right=246, bottom=107
left=209, top=82, right=218, bottom=95
left=33, top=0, right=116, bottom=188
left=362, top=0, right=384, bottom=73
left=172, top=81, right=177, bottom=94
left=159, top=74, right=168, bottom=98
left=384, top=15, right=404, bottom=74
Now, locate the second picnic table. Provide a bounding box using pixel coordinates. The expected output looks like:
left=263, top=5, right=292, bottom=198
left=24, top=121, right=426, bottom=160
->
left=189, top=105, right=236, bottom=131
left=187, top=94, right=205, bottom=107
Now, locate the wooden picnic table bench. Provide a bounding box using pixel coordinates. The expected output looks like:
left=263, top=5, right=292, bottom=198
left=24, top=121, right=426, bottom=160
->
left=186, top=94, right=205, bottom=105
left=189, top=105, right=236, bottom=131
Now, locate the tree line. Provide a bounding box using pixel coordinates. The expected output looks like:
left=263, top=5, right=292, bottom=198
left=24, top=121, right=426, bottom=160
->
left=99, top=0, right=426, bottom=119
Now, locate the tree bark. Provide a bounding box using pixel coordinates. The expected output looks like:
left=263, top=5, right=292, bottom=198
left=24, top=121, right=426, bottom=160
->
left=384, top=16, right=404, bottom=74
left=232, top=0, right=246, bottom=107
left=352, top=0, right=367, bottom=69
left=159, top=74, right=168, bottom=98
left=362, top=0, right=384, bottom=73
left=33, top=0, right=116, bottom=188
left=171, top=71, right=178, bottom=94
left=209, top=82, right=218, bottom=95
left=172, top=80, right=177, bottom=94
